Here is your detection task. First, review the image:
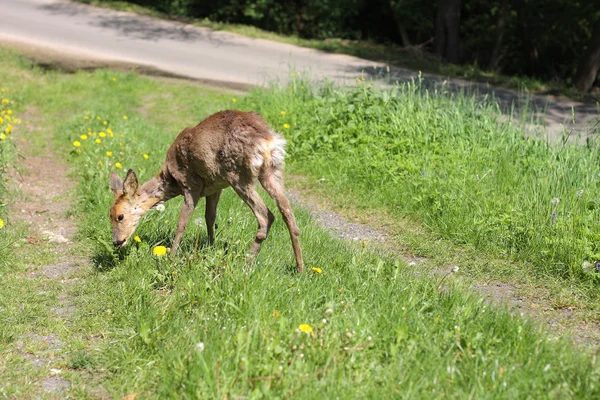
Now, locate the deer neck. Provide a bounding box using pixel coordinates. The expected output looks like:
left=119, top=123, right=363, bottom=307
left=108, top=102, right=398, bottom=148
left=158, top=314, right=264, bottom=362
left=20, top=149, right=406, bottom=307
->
left=137, top=168, right=180, bottom=212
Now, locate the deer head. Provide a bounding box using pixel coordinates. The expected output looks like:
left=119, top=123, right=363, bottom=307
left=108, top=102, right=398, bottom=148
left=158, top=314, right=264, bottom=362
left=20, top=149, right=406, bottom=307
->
left=109, top=169, right=144, bottom=247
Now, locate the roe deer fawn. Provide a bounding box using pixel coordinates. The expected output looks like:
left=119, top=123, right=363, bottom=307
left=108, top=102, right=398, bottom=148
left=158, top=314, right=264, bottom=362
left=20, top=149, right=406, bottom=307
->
left=109, top=110, right=304, bottom=272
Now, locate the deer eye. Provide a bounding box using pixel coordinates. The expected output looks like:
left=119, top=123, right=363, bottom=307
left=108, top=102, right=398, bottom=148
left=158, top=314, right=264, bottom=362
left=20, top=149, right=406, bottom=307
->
left=117, top=214, right=124, bottom=222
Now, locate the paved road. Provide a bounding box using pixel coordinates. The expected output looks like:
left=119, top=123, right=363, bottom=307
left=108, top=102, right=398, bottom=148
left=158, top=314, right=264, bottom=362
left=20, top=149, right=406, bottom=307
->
left=1, top=0, right=598, bottom=140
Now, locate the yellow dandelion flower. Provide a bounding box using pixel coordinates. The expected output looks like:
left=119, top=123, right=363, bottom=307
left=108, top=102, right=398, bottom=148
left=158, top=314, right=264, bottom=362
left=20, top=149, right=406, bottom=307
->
left=0, top=117, right=3, bottom=124
left=272, top=310, right=280, bottom=319
left=112, top=77, right=116, bottom=81
left=80, top=134, right=88, bottom=140
left=123, top=115, right=128, bottom=120
left=106, top=151, right=113, bottom=157
left=435, top=317, right=441, bottom=323
left=143, top=153, right=149, bottom=160
left=106, top=128, right=113, bottom=135
left=281, top=111, right=287, bottom=116
left=115, top=162, right=123, bottom=169
left=73, top=141, right=81, bottom=147
left=99, top=131, right=106, bottom=138
left=5, top=124, right=12, bottom=134
left=0, top=219, right=4, bottom=228
left=84, top=115, right=90, bottom=120
left=96, top=116, right=101, bottom=120
left=103, top=120, right=107, bottom=125
left=0, top=133, right=6, bottom=140
left=311, top=267, right=322, bottom=274
left=298, top=324, right=313, bottom=334
left=134, top=236, right=141, bottom=243
left=109, top=131, right=114, bottom=137
left=1, top=99, right=8, bottom=104
left=13, top=119, right=20, bottom=124
left=95, top=138, right=101, bottom=144
left=152, top=245, right=168, bottom=256
left=283, top=123, right=290, bottom=129
left=231, top=98, right=236, bottom=103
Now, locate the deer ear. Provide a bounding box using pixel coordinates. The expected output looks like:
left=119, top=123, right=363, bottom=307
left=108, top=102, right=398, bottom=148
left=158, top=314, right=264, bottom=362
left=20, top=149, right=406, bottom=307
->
left=123, top=169, right=139, bottom=196
left=110, top=171, right=123, bottom=195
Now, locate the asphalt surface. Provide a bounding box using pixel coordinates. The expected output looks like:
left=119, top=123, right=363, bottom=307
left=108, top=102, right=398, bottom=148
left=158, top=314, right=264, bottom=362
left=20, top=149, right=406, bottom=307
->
left=0, top=0, right=382, bottom=86
left=1, top=0, right=598, bottom=140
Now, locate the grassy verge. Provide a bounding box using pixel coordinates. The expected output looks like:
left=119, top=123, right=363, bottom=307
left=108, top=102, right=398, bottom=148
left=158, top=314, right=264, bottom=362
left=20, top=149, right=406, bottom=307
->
left=2, top=46, right=600, bottom=397
left=0, top=84, right=24, bottom=347
left=63, top=83, right=600, bottom=397
left=0, top=85, right=20, bottom=270
left=236, top=79, right=600, bottom=302
left=74, top=0, right=591, bottom=100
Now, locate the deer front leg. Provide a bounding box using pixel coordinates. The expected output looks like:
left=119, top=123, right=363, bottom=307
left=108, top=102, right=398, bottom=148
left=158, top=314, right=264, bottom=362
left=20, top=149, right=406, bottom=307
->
left=205, top=190, right=222, bottom=246
left=171, top=190, right=200, bottom=255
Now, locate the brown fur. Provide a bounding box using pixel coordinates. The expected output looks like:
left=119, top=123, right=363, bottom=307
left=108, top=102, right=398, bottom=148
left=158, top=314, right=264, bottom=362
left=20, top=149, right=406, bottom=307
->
left=109, top=110, right=304, bottom=272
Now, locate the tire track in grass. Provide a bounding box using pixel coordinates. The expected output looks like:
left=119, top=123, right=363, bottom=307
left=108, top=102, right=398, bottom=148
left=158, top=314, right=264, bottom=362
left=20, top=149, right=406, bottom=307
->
left=286, top=175, right=600, bottom=348
left=2, top=107, right=106, bottom=398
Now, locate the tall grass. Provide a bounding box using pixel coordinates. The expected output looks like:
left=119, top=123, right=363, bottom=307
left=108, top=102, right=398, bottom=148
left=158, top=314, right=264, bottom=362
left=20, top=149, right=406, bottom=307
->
left=2, top=45, right=600, bottom=396
left=0, top=87, right=20, bottom=272
left=242, top=78, right=600, bottom=284
left=66, top=105, right=600, bottom=398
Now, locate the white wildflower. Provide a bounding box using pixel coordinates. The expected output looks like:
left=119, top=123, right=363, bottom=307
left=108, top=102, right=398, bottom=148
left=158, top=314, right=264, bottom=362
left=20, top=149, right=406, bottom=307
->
left=582, top=261, right=592, bottom=270
left=551, top=197, right=559, bottom=206
left=155, top=203, right=165, bottom=212
left=195, top=342, right=205, bottom=353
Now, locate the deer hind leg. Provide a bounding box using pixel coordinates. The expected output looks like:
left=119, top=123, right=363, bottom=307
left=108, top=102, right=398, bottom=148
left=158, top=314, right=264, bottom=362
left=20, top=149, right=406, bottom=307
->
left=205, top=190, right=222, bottom=246
left=171, top=188, right=202, bottom=255
left=231, top=181, right=275, bottom=264
left=259, top=171, right=304, bottom=272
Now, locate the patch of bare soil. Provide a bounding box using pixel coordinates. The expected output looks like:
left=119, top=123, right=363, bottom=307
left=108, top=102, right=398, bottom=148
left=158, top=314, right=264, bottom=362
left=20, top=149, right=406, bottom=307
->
left=4, top=107, right=103, bottom=398
left=287, top=180, right=600, bottom=348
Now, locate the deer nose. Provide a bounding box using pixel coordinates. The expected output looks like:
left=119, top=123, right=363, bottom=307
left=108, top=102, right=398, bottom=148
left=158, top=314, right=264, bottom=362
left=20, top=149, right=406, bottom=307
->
left=114, top=239, right=126, bottom=247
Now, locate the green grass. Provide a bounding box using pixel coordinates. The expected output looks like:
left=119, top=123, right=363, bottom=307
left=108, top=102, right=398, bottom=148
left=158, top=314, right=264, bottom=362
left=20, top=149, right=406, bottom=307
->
left=0, top=85, right=19, bottom=271
left=65, top=108, right=600, bottom=397
left=2, top=46, right=600, bottom=397
left=74, top=0, right=591, bottom=100
left=241, top=79, right=600, bottom=281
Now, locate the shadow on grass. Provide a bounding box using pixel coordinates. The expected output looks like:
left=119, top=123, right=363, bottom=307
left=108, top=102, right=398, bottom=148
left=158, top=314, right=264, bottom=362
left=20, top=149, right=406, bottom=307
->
left=91, top=247, right=125, bottom=272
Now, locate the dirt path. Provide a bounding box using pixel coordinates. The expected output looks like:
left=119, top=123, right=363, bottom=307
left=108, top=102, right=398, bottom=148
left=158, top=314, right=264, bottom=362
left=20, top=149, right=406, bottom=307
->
left=2, top=110, right=100, bottom=398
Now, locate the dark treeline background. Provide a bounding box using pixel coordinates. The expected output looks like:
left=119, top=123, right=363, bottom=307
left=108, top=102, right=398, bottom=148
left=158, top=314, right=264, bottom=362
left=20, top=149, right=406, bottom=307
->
left=106, top=0, right=600, bottom=91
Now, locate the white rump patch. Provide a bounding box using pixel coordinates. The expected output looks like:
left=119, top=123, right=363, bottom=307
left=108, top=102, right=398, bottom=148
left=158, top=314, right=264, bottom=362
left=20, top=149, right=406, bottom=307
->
left=250, top=133, right=287, bottom=174
left=270, top=133, right=287, bottom=169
